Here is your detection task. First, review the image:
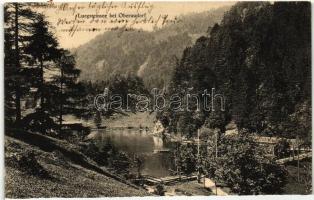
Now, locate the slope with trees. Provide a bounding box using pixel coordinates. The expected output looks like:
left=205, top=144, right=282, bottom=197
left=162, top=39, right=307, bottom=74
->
left=73, top=7, right=230, bottom=89
left=160, top=2, right=311, bottom=142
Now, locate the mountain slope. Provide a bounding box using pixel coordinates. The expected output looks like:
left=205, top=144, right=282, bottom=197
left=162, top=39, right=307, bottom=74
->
left=5, top=132, right=148, bottom=198
left=74, top=7, right=229, bottom=89
left=162, top=2, right=311, bottom=139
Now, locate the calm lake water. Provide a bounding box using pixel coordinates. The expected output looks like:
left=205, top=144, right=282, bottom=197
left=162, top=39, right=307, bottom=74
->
left=91, top=128, right=176, bottom=177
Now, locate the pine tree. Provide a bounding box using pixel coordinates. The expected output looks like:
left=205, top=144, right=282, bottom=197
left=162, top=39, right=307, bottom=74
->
left=4, top=3, right=38, bottom=126
left=25, top=14, right=86, bottom=133
left=53, top=49, right=81, bottom=130
left=25, top=14, right=60, bottom=110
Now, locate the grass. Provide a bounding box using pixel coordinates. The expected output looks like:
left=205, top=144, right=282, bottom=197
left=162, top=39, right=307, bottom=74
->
left=5, top=131, right=149, bottom=198
left=164, top=180, right=213, bottom=196
left=282, top=159, right=312, bottom=194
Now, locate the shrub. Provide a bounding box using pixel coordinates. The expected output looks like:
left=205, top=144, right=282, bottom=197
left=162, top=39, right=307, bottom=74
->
left=205, top=132, right=288, bottom=194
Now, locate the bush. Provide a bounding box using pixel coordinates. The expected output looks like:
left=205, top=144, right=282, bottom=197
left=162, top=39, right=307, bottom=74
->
left=7, top=152, right=51, bottom=179
left=81, top=141, right=131, bottom=178
left=174, top=144, right=197, bottom=176
left=155, top=183, right=166, bottom=196
left=21, top=110, right=58, bottom=136
left=205, top=132, right=288, bottom=194
left=274, top=139, right=290, bottom=158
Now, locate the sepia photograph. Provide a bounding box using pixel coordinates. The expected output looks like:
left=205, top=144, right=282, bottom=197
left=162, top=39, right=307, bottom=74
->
left=3, top=0, right=312, bottom=197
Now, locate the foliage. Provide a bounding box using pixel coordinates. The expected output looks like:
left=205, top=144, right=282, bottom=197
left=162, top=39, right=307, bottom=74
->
left=79, top=74, right=150, bottom=124
left=111, top=152, right=131, bottom=176
left=20, top=110, right=57, bottom=136
left=7, top=151, right=51, bottom=179
left=274, top=139, right=290, bottom=158
left=73, top=9, right=229, bottom=90
left=174, top=143, right=198, bottom=175
left=163, top=2, right=311, bottom=141
left=134, top=155, right=144, bottom=178
left=4, top=3, right=39, bottom=125
left=205, top=132, right=288, bottom=194
left=81, top=141, right=131, bottom=178
left=24, top=15, right=84, bottom=133
left=155, top=183, right=166, bottom=196
left=4, top=5, right=87, bottom=134
left=300, top=160, right=312, bottom=194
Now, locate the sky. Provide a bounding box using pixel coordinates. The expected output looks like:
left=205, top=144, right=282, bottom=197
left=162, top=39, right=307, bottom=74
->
left=33, top=1, right=236, bottom=49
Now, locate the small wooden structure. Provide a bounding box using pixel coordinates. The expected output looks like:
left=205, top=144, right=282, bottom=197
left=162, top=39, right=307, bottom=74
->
left=141, top=175, right=198, bottom=186
left=276, top=152, right=312, bottom=165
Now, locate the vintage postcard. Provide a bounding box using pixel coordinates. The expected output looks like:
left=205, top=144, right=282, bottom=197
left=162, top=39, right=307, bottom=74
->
left=3, top=0, right=312, bottom=197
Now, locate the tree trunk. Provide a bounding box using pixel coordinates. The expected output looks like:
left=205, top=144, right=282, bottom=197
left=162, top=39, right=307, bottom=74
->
left=59, top=69, right=63, bottom=132
left=14, top=3, right=21, bottom=123
left=39, top=57, right=44, bottom=108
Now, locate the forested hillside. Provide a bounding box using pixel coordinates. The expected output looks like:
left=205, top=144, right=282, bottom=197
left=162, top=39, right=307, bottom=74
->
left=74, top=7, right=229, bottom=89
left=160, top=2, right=311, bottom=141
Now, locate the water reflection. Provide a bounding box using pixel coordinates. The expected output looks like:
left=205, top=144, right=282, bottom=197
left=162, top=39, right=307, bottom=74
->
left=92, top=128, right=174, bottom=177
left=153, top=136, right=164, bottom=150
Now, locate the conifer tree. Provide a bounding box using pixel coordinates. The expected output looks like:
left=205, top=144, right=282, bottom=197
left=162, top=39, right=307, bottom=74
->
left=25, top=14, right=60, bottom=110
left=4, top=3, right=37, bottom=126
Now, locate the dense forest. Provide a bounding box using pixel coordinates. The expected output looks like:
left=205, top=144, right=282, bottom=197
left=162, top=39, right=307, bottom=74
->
left=158, top=2, right=311, bottom=142
left=73, top=7, right=229, bottom=89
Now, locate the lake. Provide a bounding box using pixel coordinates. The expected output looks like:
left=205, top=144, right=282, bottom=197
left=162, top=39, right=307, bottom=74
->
left=91, top=128, right=176, bottom=177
